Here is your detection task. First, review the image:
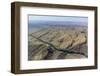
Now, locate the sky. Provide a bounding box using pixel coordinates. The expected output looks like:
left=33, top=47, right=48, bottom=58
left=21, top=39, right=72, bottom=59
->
left=29, top=15, right=88, bottom=22
left=28, top=15, right=88, bottom=29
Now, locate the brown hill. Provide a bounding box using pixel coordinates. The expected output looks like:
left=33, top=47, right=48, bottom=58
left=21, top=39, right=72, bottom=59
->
left=28, top=27, right=87, bottom=60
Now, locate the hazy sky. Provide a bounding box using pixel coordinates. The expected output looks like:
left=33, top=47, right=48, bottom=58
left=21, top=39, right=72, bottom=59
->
left=28, top=15, right=88, bottom=28
left=29, top=15, right=87, bottom=22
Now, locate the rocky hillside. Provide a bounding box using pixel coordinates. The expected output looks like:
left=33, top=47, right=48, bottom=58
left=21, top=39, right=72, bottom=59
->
left=28, top=26, right=88, bottom=60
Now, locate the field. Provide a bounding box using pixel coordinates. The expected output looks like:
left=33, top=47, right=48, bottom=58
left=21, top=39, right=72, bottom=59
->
left=28, top=26, right=88, bottom=60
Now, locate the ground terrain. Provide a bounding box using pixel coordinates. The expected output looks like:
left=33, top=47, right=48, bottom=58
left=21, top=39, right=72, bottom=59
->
left=28, top=26, right=88, bottom=60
